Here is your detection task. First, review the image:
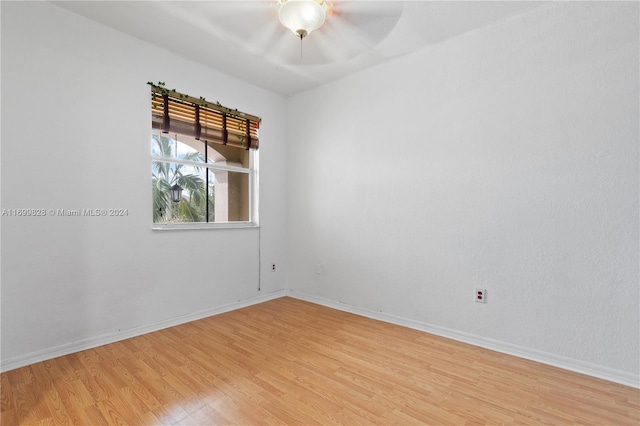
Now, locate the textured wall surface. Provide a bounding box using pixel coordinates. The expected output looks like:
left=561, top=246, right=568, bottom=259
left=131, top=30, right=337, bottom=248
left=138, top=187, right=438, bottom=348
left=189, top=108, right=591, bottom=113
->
left=1, top=1, right=288, bottom=363
left=287, top=2, right=639, bottom=376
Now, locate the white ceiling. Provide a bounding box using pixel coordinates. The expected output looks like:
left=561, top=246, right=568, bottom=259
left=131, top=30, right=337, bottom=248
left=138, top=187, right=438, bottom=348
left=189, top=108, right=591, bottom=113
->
left=53, top=1, right=544, bottom=97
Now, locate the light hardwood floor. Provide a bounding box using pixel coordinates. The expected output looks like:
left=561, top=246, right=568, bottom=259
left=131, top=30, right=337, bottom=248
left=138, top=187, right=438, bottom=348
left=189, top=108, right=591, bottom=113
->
left=1, top=297, right=638, bottom=425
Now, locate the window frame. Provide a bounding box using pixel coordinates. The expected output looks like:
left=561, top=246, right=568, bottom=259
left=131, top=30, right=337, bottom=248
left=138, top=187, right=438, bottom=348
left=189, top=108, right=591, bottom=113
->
left=150, top=132, right=259, bottom=231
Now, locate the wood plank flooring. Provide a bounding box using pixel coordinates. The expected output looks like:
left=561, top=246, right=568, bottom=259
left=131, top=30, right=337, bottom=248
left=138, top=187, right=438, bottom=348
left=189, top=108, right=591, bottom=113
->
left=1, top=297, right=638, bottom=425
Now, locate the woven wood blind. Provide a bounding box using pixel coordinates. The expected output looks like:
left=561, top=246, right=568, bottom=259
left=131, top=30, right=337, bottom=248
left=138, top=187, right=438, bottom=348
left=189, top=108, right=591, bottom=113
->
left=151, top=86, right=260, bottom=150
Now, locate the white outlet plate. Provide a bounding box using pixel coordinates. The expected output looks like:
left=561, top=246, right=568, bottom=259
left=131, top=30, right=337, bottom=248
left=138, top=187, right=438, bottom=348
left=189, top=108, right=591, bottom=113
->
left=475, top=288, right=487, bottom=303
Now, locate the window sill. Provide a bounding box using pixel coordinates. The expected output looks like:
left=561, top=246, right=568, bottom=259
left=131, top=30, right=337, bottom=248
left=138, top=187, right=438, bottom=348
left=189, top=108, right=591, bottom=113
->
left=152, top=222, right=259, bottom=231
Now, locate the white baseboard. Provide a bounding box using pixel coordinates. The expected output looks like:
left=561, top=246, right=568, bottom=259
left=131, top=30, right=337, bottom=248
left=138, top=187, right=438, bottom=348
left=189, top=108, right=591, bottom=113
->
left=0, top=290, right=286, bottom=373
left=286, top=290, right=640, bottom=389
left=4, top=288, right=638, bottom=390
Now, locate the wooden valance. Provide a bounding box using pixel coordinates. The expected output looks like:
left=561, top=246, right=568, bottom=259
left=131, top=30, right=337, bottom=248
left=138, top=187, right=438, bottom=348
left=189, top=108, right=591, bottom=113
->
left=151, top=86, right=260, bottom=150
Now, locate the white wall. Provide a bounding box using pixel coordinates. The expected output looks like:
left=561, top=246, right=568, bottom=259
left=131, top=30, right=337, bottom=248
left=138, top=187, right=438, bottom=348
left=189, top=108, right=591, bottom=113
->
left=287, top=2, right=639, bottom=380
left=0, top=1, right=288, bottom=366
left=2, top=0, right=638, bottom=387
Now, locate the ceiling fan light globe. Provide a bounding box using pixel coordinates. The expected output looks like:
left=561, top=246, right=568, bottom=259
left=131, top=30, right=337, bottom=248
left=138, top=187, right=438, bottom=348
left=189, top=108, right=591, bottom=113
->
left=278, top=0, right=326, bottom=38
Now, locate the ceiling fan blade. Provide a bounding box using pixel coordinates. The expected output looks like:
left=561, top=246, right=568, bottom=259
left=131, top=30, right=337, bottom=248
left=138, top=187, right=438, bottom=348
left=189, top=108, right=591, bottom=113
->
left=201, top=1, right=282, bottom=45
left=329, top=1, right=403, bottom=42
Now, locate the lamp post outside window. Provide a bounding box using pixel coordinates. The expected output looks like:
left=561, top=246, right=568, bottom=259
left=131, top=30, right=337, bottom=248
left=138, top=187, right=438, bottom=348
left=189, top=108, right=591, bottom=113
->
left=170, top=183, right=183, bottom=203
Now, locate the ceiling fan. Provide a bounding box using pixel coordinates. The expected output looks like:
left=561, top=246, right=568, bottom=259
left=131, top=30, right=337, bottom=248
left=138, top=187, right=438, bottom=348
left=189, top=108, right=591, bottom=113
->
left=197, top=0, right=405, bottom=66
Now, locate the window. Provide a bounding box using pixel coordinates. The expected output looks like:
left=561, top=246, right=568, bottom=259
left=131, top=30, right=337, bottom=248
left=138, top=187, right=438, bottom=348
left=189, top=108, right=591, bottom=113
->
left=150, top=84, right=260, bottom=229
